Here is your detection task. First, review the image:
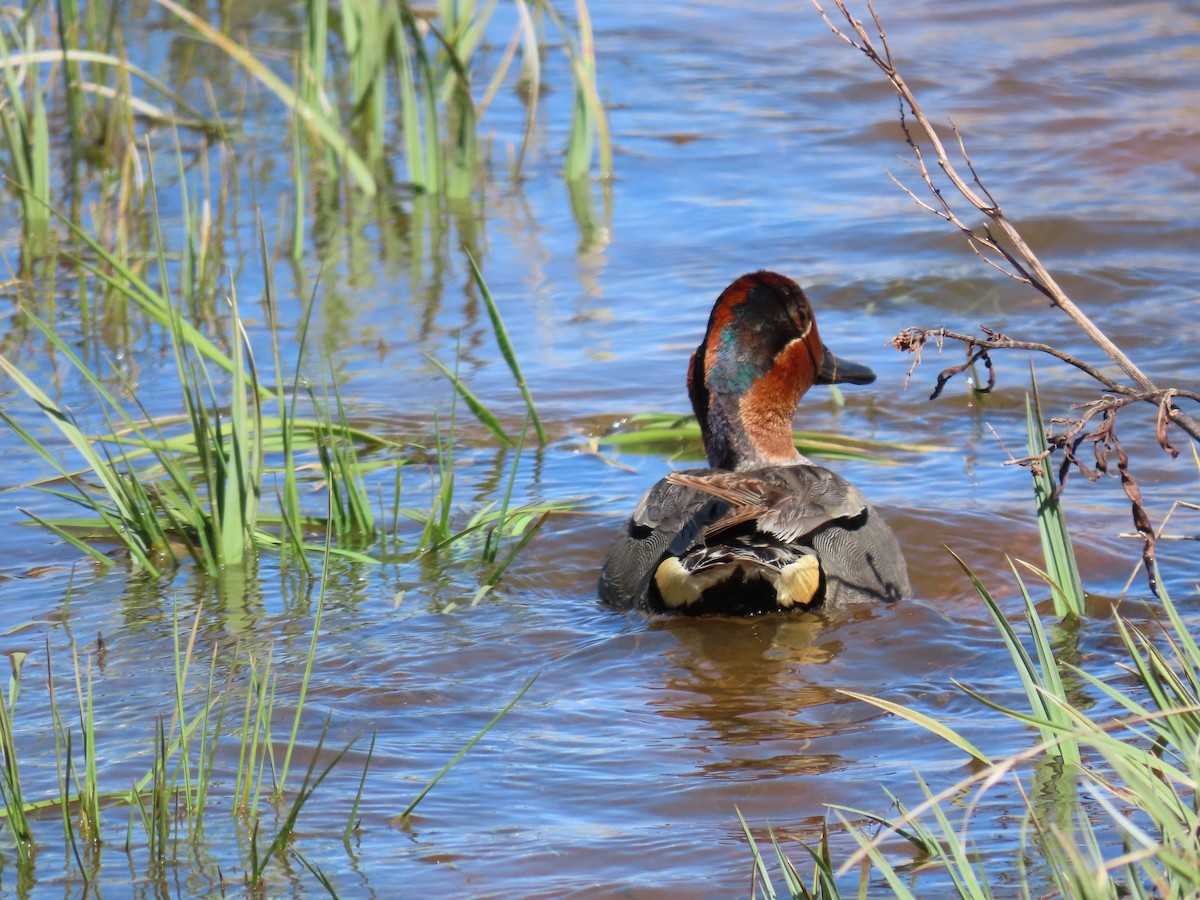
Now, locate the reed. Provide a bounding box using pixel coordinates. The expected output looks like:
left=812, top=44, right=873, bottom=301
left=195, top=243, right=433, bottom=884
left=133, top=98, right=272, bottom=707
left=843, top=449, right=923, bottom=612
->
left=0, top=653, right=33, bottom=865
left=749, top=555, right=1200, bottom=896
left=1027, top=367, right=1087, bottom=617
left=0, top=14, right=51, bottom=256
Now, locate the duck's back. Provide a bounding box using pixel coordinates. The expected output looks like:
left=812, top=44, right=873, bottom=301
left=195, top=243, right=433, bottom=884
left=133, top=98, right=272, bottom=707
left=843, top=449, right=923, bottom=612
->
left=598, top=464, right=909, bottom=615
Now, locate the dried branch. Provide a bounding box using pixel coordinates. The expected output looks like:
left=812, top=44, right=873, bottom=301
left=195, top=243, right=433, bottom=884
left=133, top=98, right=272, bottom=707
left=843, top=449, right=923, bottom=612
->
left=812, top=0, right=1200, bottom=592
left=812, top=0, right=1200, bottom=445
left=891, top=328, right=1200, bottom=406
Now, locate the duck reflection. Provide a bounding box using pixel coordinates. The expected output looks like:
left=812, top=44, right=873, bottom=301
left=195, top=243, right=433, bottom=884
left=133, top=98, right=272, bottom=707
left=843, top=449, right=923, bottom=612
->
left=644, top=606, right=885, bottom=776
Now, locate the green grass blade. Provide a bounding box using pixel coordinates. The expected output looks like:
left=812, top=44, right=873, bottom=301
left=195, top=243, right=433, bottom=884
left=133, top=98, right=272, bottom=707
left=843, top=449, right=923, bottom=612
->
left=343, top=730, right=376, bottom=845
left=948, top=550, right=1056, bottom=727
left=465, top=251, right=545, bottom=444
left=0, top=345, right=143, bottom=538
left=1009, top=560, right=1081, bottom=765
left=400, top=671, right=539, bottom=819
left=151, top=0, right=376, bottom=195
left=17, top=508, right=114, bottom=568
left=1026, top=367, right=1085, bottom=616
left=735, top=806, right=778, bottom=900
left=424, top=352, right=515, bottom=447
left=838, top=689, right=993, bottom=766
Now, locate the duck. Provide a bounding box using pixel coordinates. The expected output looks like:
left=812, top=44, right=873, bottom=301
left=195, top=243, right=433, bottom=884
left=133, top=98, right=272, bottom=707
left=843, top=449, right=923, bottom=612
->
left=598, top=270, right=910, bottom=615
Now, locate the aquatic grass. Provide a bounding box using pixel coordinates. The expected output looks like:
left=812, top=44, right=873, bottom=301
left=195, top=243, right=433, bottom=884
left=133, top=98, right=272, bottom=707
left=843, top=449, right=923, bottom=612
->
left=0, top=13, right=51, bottom=255
left=955, top=551, right=1081, bottom=767
left=399, top=670, right=539, bottom=819
left=129, top=715, right=172, bottom=868
left=479, top=0, right=539, bottom=178
left=537, top=0, right=612, bottom=182
left=0, top=327, right=167, bottom=570
left=307, top=380, right=378, bottom=544
left=395, top=4, right=445, bottom=194
left=54, top=0, right=87, bottom=155
left=740, top=812, right=851, bottom=900
left=340, top=0, right=391, bottom=166
left=234, top=644, right=277, bottom=817
left=170, top=130, right=231, bottom=323
left=468, top=251, right=546, bottom=445
left=263, top=216, right=310, bottom=565
left=412, top=410, right=460, bottom=550
left=1027, top=368, right=1086, bottom=617
left=752, top=563, right=1200, bottom=897
left=0, top=3, right=223, bottom=261
left=26, top=576, right=365, bottom=889
left=838, top=688, right=993, bottom=767
left=738, top=806, right=779, bottom=899
left=168, top=278, right=264, bottom=569
left=0, top=302, right=386, bottom=570
left=342, top=730, right=376, bottom=844
left=0, top=652, right=33, bottom=865
left=30, top=189, right=236, bottom=375
left=483, top=413, right=531, bottom=565
left=0, top=548, right=537, bottom=882
left=425, top=351, right=516, bottom=448
left=187, top=645, right=226, bottom=839
left=320, top=0, right=604, bottom=196
left=1, top=180, right=395, bottom=571
left=430, top=0, right=486, bottom=200
left=424, top=253, right=546, bottom=449
left=834, top=782, right=993, bottom=900
left=598, top=412, right=943, bottom=464
left=248, top=717, right=353, bottom=891
left=302, top=0, right=330, bottom=120
left=278, top=528, right=333, bottom=799
left=407, top=319, right=563, bottom=571
left=293, top=849, right=339, bottom=896
left=563, top=0, right=611, bottom=182
left=398, top=374, right=569, bottom=596
left=68, top=641, right=100, bottom=845
left=151, top=0, right=376, bottom=196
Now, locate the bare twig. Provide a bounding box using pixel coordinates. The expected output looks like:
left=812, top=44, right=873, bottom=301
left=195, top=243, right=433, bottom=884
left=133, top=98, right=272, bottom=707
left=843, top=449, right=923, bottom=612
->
left=891, top=328, right=1200, bottom=406
left=812, top=0, right=1200, bottom=445
left=813, top=0, right=1200, bottom=591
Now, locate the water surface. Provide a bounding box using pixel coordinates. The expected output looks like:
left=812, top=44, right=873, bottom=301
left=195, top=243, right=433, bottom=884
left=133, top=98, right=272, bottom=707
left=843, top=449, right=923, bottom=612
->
left=1, top=0, right=1198, bottom=895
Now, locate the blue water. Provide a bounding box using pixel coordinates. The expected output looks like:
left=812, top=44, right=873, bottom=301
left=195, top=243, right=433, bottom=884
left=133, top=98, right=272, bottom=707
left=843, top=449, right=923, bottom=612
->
left=0, top=0, right=1198, bottom=895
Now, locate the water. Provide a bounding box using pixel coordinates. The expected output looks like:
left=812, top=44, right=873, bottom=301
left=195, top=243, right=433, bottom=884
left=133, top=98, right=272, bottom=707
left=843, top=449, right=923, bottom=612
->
left=1, top=0, right=1198, bottom=895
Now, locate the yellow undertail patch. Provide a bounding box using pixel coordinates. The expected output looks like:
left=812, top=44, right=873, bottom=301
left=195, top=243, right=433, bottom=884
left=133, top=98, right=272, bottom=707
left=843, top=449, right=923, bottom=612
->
left=654, top=555, right=823, bottom=610
left=774, top=556, right=821, bottom=608
left=654, top=556, right=704, bottom=608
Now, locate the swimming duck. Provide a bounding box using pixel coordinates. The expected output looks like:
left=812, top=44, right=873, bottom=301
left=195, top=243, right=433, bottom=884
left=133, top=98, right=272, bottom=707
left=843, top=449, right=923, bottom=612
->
left=598, top=270, right=910, bottom=615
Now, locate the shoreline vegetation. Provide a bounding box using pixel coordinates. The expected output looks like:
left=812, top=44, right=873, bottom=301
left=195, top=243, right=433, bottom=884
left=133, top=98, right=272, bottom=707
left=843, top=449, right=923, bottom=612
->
left=0, top=0, right=602, bottom=890
left=0, top=0, right=1195, bottom=896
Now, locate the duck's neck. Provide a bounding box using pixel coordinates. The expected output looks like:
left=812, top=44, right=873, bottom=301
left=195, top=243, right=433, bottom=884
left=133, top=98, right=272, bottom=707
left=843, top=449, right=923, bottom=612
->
left=689, top=327, right=822, bottom=472
left=690, top=363, right=808, bottom=471
left=696, top=393, right=805, bottom=471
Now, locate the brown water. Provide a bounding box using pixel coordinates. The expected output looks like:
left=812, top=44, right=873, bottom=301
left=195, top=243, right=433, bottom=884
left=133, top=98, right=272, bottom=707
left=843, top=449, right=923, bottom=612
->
left=1, top=0, right=1198, bottom=895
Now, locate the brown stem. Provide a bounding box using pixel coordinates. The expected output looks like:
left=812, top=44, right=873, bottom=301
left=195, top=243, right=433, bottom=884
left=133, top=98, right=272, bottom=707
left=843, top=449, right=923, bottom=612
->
left=812, top=0, right=1200, bottom=446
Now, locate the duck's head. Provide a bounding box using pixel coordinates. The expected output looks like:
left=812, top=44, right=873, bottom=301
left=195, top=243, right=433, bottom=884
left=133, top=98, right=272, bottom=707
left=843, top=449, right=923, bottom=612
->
left=687, top=271, right=876, bottom=471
